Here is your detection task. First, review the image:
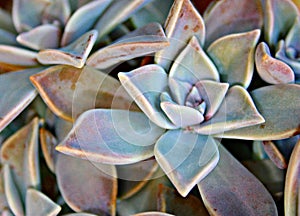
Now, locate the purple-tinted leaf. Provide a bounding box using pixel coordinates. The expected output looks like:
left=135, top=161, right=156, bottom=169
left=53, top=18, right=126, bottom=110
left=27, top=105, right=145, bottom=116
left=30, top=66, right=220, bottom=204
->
left=56, top=153, right=117, bottom=215
left=155, top=0, right=205, bottom=70
left=56, top=109, right=164, bottom=164
left=255, top=42, right=295, bottom=84
left=219, top=84, right=300, bottom=140
left=207, top=29, right=261, bottom=88
left=204, top=0, right=263, bottom=47
left=198, top=145, right=278, bottom=216
left=262, top=141, right=287, bottom=169
left=132, top=212, right=174, bottom=216
left=154, top=129, right=219, bottom=197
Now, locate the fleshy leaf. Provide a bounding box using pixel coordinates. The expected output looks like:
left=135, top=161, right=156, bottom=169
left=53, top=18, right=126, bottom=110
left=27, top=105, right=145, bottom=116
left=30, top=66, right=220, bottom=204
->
left=118, top=65, right=176, bottom=129
left=262, top=141, right=287, bottom=169
left=154, top=129, right=219, bottom=197
left=17, top=24, right=61, bottom=50
left=168, top=36, right=219, bottom=104
left=193, top=85, right=264, bottom=135
left=0, top=45, right=38, bottom=66
left=26, top=188, right=61, bottom=216
left=37, top=30, right=97, bottom=68
left=256, top=42, right=295, bottom=84
left=87, top=22, right=169, bottom=69
left=285, top=16, right=300, bottom=50
left=155, top=0, right=205, bottom=70
left=195, top=80, right=229, bottom=120
left=3, top=164, right=24, bottom=216
left=61, top=0, right=112, bottom=46
left=219, top=84, right=300, bottom=140
left=30, top=65, right=136, bottom=122
left=39, top=128, right=58, bottom=173
left=94, top=0, right=151, bottom=41
left=12, top=0, right=48, bottom=32
left=198, top=145, right=278, bottom=216
left=0, top=9, right=16, bottom=33
left=56, top=153, right=117, bottom=215
left=284, top=139, right=300, bottom=216
left=263, top=0, right=299, bottom=48
left=54, top=118, right=73, bottom=142
left=207, top=29, right=261, bottom=88
left=57, top=109, right=165, bottom=164
left=157, top=184, right=209, bottom=216
left=117, top=159, right=159, bottom=199
left=160, top=92, right=204, bottom=128
left=0, top=68, right=40, bottom=132
left=204, top=0, right=263, bottom=47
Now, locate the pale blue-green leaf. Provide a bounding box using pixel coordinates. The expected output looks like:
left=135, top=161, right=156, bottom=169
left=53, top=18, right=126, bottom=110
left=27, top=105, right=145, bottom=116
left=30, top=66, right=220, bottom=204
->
left=256, top=42, right=295, bottom=84
left=285, top=139, right=300, bottom=216
left=262, top=141, right=287, bottom=169
left=12, top=0, right=48, bottom=32
left=40, top=128, right=58, bottom=173
left=118, top=65, right=176, bottom=129
left=56, top=109, right=164, bottom=164
left=207, top=29, right=261, bottom=88
left=30, top=65, right=136, bottom=122
left=54, top=118, right=73, bottom=143
left=193, top=85, right=264, bottom=135
left=168, top=36, right=219, bottom=104
left=117, top=159, right=158, bottom=199
left=26, top=188, right=61, bottom=216
left=155, top=0, right=205, bottom=70
left=131, top=0, right=173, bottom=28
left=168, top=78, right=191, bottom=106
left=23, top=117, right=40, bottom=191
left=263, top=0, right=299, bottom=48
left=252, top=141, right=268, bottom=160
left=0, top=45, right=38, bottom=66
left=204, top=0, right=263, bottom=47
left=95, top=0, right=151, bottom=41
left=160, top=92, right=204, bottom=127
left=56, top=153, right=117, bottom=215
left=37, top=30, right=97, bottom=68
left=87, top=22, right=169, bottom=69
left=3, top=164, right=24, bottom=216
left=285, top=16, right=300, bottom=50
left=17, top=24, right=61, bottom=50
left=1, top=118, right=39, bottom=199
left=68, top=0, right=92, bottom=11
left=42, top=0, right=71, bottom=25
left=0, top=68, right=40, bottom=132
left=0, top=9, right=16, bottom=33
left=61, top=0, right=111, bottom=46
left=154, top=130, right=219, bottom=197
left=63, top=214, right=97, bottom=216
left=0, top=29, right=17, bottom=46
left=198, top=145, right=278, bottom=216
left=275, top=40, right=300, bottom=81
left=219, top=84, right=300, bottom=140
left=132, top=212, right=174, bottom=216
left=195, top=80, right=229, bottom=120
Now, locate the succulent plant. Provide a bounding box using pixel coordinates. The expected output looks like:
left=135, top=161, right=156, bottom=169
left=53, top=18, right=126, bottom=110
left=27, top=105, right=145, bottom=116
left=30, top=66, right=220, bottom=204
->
left=0, top=0, right=300, bottom=215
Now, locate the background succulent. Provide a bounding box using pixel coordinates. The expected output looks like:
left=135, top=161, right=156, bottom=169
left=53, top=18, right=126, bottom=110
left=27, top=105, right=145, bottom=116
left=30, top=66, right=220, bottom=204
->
left=0, top=0, right=299, bottom=216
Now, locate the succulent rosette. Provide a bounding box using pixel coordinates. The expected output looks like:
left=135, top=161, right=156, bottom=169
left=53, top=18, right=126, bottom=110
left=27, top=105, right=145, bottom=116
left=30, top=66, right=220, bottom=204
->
left=0, top=0, right=171, bottom=132
left=255, top=0, right=300, bottom=84
left=55, top=0, right=298, bottom=206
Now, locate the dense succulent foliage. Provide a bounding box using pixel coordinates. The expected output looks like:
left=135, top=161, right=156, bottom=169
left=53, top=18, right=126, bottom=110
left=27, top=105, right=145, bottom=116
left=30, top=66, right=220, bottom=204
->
left=0, top=0, right=299, bottom=216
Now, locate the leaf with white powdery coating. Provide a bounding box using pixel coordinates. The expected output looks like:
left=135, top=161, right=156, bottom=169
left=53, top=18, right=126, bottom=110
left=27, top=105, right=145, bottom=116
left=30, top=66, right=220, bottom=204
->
left=154, top=129, right=219, bottom=197
left=219, top=84, right=300, bottom=140
left=155, top=0, right=205, bottom=70
left=207, top=29, right=261, bottom=88
left=198, top=145, right=278, bottom=216
left=56, top=109, right=165, bottom=164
